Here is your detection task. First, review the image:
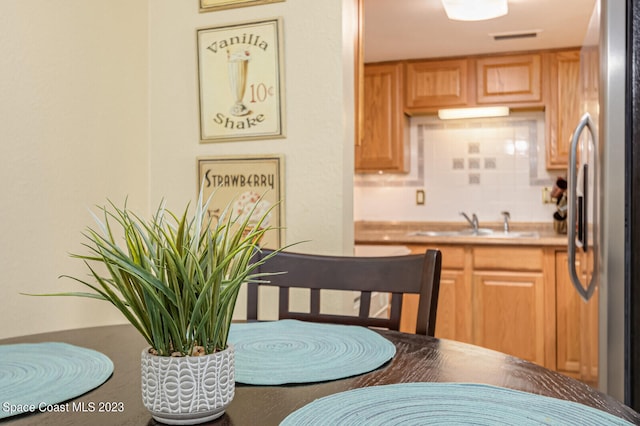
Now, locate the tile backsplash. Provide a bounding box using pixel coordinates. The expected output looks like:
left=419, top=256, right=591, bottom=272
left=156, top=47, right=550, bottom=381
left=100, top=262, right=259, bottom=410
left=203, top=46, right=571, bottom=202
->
left=354, top=112, right=562, bottom=224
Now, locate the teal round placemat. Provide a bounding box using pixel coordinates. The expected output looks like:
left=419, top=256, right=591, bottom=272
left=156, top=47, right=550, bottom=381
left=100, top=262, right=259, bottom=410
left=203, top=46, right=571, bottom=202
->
left=0, top=342, right=114, bottom=419
left=228, top=320, right=396, bottom=385
left=280, top=383, right=633, bottom=426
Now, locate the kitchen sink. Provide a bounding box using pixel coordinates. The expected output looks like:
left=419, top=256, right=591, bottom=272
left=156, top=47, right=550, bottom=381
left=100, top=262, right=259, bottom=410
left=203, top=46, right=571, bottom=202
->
left=482, top=231, right=540, bottom=239
left=409, top=228, right=494, bottom=237
left=408, top=229, right=539, bottom=239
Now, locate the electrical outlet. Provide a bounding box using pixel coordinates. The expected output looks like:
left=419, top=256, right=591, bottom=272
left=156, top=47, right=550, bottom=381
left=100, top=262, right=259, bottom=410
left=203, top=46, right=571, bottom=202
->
left=416, top=189, right=425, bottom=205
left=542, top=187, right=557, bottom=204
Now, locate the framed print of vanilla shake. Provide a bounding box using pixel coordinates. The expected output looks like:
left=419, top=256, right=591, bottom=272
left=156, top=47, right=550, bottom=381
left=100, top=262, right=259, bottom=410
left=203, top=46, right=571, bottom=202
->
left=197, top=18, right=286, bottom=142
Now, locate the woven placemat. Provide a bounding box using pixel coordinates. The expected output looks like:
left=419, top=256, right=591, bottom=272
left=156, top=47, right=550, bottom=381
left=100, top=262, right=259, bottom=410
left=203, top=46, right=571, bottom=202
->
left=228, top=320, right=396, bottom=385
left=280, top=382, right=633, bottom=425
left=0, top=342, right=114, bottom=419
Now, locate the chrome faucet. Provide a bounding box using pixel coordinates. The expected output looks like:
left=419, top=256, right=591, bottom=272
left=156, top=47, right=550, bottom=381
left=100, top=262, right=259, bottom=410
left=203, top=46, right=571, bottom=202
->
left=460, top=212, right=479, bottom=233
left=501, top=211, right=511, bottom=233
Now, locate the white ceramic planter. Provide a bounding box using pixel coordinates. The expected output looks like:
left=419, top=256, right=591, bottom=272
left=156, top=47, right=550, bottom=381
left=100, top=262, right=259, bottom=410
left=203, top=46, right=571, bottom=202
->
left=141, top=345, right=235, bottom=425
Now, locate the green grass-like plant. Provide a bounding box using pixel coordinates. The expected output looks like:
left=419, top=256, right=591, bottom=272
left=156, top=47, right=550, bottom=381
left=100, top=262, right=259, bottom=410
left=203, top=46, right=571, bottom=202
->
left=31, top=190, right=281, bottom=356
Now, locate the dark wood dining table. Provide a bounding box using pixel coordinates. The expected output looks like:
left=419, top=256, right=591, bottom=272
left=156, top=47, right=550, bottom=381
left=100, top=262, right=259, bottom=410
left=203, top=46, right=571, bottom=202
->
left=1, top=323, right=639, bottom=426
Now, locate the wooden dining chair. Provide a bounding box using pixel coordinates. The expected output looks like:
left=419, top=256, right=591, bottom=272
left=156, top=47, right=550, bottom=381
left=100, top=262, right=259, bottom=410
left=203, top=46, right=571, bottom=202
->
left=247, top=248, right=442, bottom=336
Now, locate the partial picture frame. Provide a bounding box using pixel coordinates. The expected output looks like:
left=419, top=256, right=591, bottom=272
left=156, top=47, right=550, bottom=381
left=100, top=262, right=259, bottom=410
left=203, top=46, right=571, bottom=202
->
left=197, top=155, right=285, bottom=249
left=197, top=18, right=286, bottom=142
left=199, top=0, right=284, bottom=13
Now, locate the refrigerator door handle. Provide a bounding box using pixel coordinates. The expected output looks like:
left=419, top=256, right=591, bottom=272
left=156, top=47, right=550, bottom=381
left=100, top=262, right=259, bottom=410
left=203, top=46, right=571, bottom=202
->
left=567, top=113, right=598, bottom=302
left=582, top=163, right=588, bottom=252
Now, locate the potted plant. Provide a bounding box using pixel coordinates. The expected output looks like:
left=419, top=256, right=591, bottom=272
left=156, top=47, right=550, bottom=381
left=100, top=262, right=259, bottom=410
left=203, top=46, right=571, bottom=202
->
left=34, top=190, right=280, bottom=425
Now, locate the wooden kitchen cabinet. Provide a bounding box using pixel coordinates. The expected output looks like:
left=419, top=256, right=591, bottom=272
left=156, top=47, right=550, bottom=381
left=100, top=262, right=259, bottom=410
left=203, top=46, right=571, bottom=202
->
left=404, top=53, right=544, bottom=113
left=356, top=62, right=408, bottom=172
left=404, top=58, right=469, bottom=112
left=472, top=247, right=547, bottom=366
left=555, top=250, right=598, bottom=386
left=432, top=269, right=468, bottom=342
left=475, top=53, right=543, bottom=104
left=400, top=245, right=549, bottom=367
left=401, top=245, right=471, bottom=343
left=546, top=49, right=581, bottom=169
left=358, top=48, right=584, bottom=173
left=356, top=239, right=596, bottom=385
left=472, top=271, right=546, bottom=365
left=580, top=46, right=599, bottom=103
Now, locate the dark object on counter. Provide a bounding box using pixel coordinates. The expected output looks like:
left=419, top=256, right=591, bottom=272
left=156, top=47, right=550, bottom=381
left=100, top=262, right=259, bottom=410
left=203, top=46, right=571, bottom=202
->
left=554, top=210, right=567, bottom=234
left=552, top=176, right=568, bottom=234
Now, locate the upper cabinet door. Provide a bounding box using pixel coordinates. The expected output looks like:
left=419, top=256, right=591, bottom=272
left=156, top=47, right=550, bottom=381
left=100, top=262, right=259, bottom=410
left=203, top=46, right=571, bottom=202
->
left=546, top=50, right=581, bottom=169
left=404, top=59, right=469, bottom=112
left=356, top=62, right=407, bottom=173
left=476, top=53, right=543, bottom=104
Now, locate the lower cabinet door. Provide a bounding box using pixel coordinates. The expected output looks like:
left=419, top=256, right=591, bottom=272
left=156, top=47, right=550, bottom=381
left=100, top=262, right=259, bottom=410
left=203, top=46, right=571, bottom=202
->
left=433, top=270, right=469, bottom=343
left=472, top=271, right=546, bottom=366
left=399, top=269, right=467, bottom=340
left=555, top=251, right=598, bottom=386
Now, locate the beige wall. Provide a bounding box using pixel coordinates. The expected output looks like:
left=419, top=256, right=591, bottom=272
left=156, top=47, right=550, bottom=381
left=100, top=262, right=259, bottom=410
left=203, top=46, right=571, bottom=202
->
left=149, top=1, right=357, bottom=320
left=0, top=1, right=149, bottom=339
left=0, top=0, right=149, bottom=337
left=148, top=1, right=355, bottom=256
left=0, top=1, right=355, bottom=338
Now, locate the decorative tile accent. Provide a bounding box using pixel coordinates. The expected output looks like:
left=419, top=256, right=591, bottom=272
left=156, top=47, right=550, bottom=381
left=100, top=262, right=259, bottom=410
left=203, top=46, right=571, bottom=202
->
left=353, top=112, right=557, bottom=223
left=468, top=158, right=480, bottom=169
left=453, top=158, right=465, bottom=170
left=484, top=157, right=497, bottom=169
left=468, top=142, right=480, bottom=154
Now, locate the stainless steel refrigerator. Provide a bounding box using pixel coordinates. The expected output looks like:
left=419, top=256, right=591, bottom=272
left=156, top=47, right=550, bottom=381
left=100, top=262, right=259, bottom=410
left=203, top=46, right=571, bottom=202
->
left=566, top=0, right=631, bottom=406
left=624, top=0, right=640, bottom=409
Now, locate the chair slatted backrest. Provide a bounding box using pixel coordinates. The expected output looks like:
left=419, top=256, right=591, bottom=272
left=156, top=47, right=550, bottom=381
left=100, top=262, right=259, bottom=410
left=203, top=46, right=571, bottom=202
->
left=247, top=248, right=442, bottom=336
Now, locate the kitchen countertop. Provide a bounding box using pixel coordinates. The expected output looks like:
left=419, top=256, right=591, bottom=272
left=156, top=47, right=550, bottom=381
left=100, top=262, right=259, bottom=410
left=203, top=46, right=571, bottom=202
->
left=355, top=221, right=568, bottom=247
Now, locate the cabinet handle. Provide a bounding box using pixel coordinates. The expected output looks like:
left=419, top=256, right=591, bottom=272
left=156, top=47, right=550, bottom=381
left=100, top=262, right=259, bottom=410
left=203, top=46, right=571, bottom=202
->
left=567, top=113, right=598, bottom=302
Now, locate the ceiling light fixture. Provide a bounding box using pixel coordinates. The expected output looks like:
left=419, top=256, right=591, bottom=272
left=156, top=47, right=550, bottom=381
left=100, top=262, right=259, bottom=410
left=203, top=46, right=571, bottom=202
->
left=441, top=0, right=508, bottom=22
left=438, top=106, right=510, bottom=120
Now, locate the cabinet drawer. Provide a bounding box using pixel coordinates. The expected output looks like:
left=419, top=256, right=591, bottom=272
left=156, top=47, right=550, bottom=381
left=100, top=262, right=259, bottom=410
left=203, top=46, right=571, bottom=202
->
left=473, top=247, right=543, bottom=271
left=407, top=245, right=465, bottom=269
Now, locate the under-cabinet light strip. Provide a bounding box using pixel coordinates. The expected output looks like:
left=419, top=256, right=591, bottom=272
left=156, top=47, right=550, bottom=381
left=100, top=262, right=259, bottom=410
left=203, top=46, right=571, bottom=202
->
left=437, top=106, right=510, bottom=120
